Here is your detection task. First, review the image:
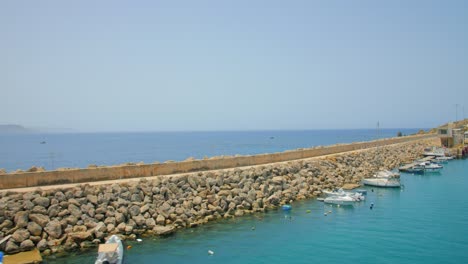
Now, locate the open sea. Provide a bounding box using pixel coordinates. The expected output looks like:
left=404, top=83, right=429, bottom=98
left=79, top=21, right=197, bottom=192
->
left=0, top=129, right=417, bottom=172
left=4, top=129, right=467, bottom=264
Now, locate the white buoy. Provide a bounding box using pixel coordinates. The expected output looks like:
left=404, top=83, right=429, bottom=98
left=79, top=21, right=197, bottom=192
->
left=136, top=238, right=143, bottom=242
left=208, top=250, right=214, bottom=255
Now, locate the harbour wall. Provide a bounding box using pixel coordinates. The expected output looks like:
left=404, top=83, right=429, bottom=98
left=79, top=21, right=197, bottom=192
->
left=0, top=136, right=440, bottom=255
left=0, top=134, right=437, bottom=189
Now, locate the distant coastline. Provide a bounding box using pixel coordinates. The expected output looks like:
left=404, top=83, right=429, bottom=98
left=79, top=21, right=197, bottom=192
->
left=0, top=124, right=31, bottom=133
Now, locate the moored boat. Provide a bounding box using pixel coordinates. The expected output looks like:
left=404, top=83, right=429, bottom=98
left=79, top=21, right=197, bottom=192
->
left=421, top=162, right=443, bottom=172
left=323, top=195, right=357, bottom=206
left=322, top=188, right=365, bottom=201
left=362, top=177, right=401, bottom=188
left=95, top=235, right=124, bottom=264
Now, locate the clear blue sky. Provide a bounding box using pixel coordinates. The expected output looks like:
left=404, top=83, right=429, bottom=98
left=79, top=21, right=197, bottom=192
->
left=1, top=0, right=467, bottom=132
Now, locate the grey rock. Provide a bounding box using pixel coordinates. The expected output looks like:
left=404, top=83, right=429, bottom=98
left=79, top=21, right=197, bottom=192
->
left=27, top=221, right=43, bottom=236
left=12, top=228, right=30, bottom=243
left=44, top=220, right=62, bottom=239
left=14, top=211, right=29, bottom=228
left=32, top=205, right=47, bottom=215
left=20, top=239, right=35, bottom=251
left=153, top=225, right=175, bottom=236
left=33, top=197, right=50, bottom=207
left=193, top=196, right=202, bottom=205
left=48, top=204, right=61, bottom=218
left=68, top=204, right=82, bottom=218
left=145, top=218, right=156, bottom=228
left=133, top=215, right=145, bottom=226
left=5, top=240, right=20, bottom=254
left=140, top=204, right=150, bottom=214
left=37, top=239, right=48, bottom=251
left=129, top=205, right=140, bottom=216
left=87, top=194, right=98, bottom=204
left=156, top=214, right=165, bottom=225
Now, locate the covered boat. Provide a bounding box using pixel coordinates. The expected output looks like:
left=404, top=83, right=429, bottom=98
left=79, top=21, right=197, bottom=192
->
left=95, top=235, right=124, bottom=264
left=362, top=177, right=401, bottom=188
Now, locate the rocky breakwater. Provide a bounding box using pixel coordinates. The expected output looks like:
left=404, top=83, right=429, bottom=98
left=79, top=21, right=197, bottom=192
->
left=0, top=138, right=437, bottom=256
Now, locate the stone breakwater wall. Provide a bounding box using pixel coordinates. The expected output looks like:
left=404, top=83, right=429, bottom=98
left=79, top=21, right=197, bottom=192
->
left=0, top=137, right=439, bottom=255
left=0, top=134, right=436, bottom=189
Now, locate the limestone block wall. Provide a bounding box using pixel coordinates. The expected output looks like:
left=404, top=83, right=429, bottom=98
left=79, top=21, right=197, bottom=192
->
left=0, top=134, right=438, bottom=189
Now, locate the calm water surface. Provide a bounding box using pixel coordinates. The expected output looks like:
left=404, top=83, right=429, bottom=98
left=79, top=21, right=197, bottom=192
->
left=46, top=158, right=468, bottom=264
left=0, top=129, right=417, bottom=171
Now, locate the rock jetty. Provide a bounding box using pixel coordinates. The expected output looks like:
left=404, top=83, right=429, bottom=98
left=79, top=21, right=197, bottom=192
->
left=0, top=138, right=437, bottom=256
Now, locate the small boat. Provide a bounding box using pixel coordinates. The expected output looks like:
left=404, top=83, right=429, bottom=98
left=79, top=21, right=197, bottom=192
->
left=95, top=235, right=124, bottom=264
left=405, top=165, right=425, bottom=174
left=324, top=195, right=357, bottom=206
left=434, top=156, right=453, bottom=163
left=322, top=188, right=365, bottom=201
left=362, top=178, right=401, bottom=188
left=420, top=162, right=443, bottom=172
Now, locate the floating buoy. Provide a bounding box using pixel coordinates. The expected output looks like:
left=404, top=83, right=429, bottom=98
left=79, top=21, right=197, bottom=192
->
left=324, top=213, right=327, bottom=216
left=136, top=238, right=142, bottom=242
left=306, top=210, right=311, bottom=213
left=251, top=226, right=256, bottom=230
left=127, top=245, right=132, bottom=250
left=208, top=250, right=214, bottom=255
left=282, top=204, right=292, bottom=211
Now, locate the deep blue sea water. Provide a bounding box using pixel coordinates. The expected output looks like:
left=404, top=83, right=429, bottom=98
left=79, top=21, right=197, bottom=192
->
left=0, top=129, right=418, bottom=172
left=44, top=158, right=468, bottom=264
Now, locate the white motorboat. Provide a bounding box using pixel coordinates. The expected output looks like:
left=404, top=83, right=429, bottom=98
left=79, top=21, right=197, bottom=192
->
left=322, top=188, right=365, bottom=201
left=362, top=178, right=401, bottom=188
left=434, top=156, right=453, bottom=163
left=324, top=195, right=357, bottom=206
left=373, top=170, right=400, bottom=178
left=95, top=235, right=124, bottom=264
left=420, top=162, right=443, bottom=172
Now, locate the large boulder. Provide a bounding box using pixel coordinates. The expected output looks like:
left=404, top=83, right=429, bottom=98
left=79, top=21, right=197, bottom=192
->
left=44, top=220, right=62, bottom=239
left=129, top=205, right=140, bottom=217
left=193, top=196, right=202, bottom=205
left=12, top=228, right=30, bottom=243
left=20, top=239, right=35, bottom=251
left=37, top=239, right=48, bottom=251
left=87, top=195, right=98, bottom=205
left=33, top=197, right=50, bottom=208
left=14, top=211, right=29, bottom=228
left=68, top=204, right=82, bottom=218
left=27, top=221, right=43, bottom=236
left=69, top=231, right=93, bottom=242
left=156, top=215, right=165, bottom=225
left=153, top=225, right=175, bottom=236
left=5, top=240, right=20, bottom=254
left=29, top=214, right=50, bottom=228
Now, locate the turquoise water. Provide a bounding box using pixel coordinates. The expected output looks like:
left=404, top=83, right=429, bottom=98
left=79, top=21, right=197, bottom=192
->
left=46, top=158, right=468, bottom=264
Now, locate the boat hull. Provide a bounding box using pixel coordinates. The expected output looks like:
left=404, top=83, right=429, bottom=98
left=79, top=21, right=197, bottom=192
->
left=323, top=198, right=355, bottom=206
left=362, top=179, right=401, bottom=188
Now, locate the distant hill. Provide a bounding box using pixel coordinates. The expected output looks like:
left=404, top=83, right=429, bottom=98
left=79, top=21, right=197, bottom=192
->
left=0, top=124, right=32, bottom=133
